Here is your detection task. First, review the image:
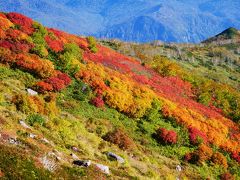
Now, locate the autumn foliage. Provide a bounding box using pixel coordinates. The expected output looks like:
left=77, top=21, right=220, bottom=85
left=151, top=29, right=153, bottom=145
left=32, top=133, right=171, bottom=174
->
left=91, top=96, right=104, bottom=108
left=156, top=128, right=178, bottom=145
left=220, top=172, right=235, bottom=180
left=45, top=35, right=64, bottom=52
left=231, top=152, right=240, bottom=163
left=0, top=12, right=239, bottom=163
left=185, top=144, right=213, bottom=165
left=36, top=72, right=71, bottom=92
left=211, top=152, right=228, bottom=168
left=104, top=128, right=135, bottom=150
left=7, top=12, right=34, bottom=35
left=188, top=126, right=208, bottom=145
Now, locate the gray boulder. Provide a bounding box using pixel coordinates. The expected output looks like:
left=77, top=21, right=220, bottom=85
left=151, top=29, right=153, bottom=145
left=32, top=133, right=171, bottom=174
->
left=107, top=152, right=125, bottom=164
left=73, top=160, right=91, bottom=167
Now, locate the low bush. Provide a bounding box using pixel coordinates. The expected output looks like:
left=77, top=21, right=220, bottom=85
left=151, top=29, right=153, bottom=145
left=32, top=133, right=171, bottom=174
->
left=211, top=152, right=228, bottom=168
left=220, top=172, right=235, bottom=180
left=104, top=128, right=135, bottom=150
left=156, top=128, right=178, bottom=145
left=87, top=36, right=98, bottom=53
left=188, top=126, right=208, bottom=145
left=91, top=96, right=104, bottom=108
left=185, top=144, right=213, bottom=165
left=26, top=114, right=46, bottom=126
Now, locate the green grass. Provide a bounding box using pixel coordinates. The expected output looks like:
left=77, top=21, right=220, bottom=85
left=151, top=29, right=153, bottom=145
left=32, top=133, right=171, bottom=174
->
left=0, top=145, right=52, bottom=180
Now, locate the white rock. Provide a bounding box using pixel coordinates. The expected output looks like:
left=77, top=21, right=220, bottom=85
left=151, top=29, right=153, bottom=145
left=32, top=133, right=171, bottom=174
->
left=40, top=154, right=57, bottom=172
left=27, top=88, right=38, bottom=96
left=176, top=165, right=182, bottom=172
left=9, top=138, right=19, bottom=145
left=70, top=153, right=79, bottom=160
left=107, top=152, right=125, bottom=164
left=42, top=138, right=50, bottom=144
left=29, top=133, right=37, bottom=139
left=95, top=163, right=110, bottom=174
left=19, top=120, right=31, bottom=129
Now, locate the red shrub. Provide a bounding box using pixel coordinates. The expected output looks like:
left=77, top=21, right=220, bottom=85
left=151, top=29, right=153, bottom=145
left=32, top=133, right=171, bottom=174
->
left=7, top=12, right=34, bottom=35
left=47, top=28, right=65, bottom=38
left=5, top=29, right=22, bottom=39
left=35, top=81, right=53, bottom=93
left=0, top=13, right=7, bottom=19
left=188, top=126, right=208, bottom=145
left=220, top=172, right=235, bottom=180
left=0, top=40, right=13, bottom=49
left=0, top=40, right=33, bottom=53
left=231, top=152, right=240, bottom=163
left=45, top=35, right=63, bottom=53
left=104, top=128, right=135, bottom=150
left=45, top=77, right=65, bottom=92
left=15, top=41, right=33, bottom=53
left=184, top=152, right=193, bottom=162
left=156, top=128, right=178, bottom=144
left=56, top=71, right=71, bottom=86
left=91, top=96, right=104, bottom=108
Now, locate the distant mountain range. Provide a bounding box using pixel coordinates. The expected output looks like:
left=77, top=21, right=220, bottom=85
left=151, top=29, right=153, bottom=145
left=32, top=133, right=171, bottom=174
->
left=0, top=0, right=240, bottom=43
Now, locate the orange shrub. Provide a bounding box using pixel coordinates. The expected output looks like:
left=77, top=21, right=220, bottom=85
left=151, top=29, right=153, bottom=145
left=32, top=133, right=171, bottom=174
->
left=211, top=152, right=228, bottom=168
left=15, top=54, right=54, bottom=78
left=0, top=16, right=14, bottom=30
left=186, top=144, right=213, bottom=165
left=35, top=81, right=53, bottom=93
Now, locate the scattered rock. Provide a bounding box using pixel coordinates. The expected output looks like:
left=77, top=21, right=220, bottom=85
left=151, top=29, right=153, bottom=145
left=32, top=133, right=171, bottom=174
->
left=176, top=165, right=182, bottom=172
left=41, top=138, right=50, bottom=144
left=71, top=146, right=79, bottom=152
left=81, top=85, right=87, bottom=92
left=52, top=150, right=63, bottom=161
left=19, top=120, right=31, bottom=129
left=95, top=163, right=110, bottom=174
left=70, top=153, right=79, bottom=160
left=73, top=160, right=91, bottom=167
left=29, top=133, right=37, bottom=139
left=107, top=152, right=125, bottom=164
left=40, top=153, right=58, bottom=172
left=27, top=88, right=38, bottom=96
left=9, top=137, right=20, bottom=145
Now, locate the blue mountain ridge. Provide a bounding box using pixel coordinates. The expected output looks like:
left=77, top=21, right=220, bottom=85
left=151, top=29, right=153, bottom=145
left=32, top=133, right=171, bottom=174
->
left=0, top=0, right=239, bottom=43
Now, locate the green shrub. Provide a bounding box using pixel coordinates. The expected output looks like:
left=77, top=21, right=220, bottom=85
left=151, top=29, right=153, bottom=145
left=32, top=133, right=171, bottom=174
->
left=26, top=114, right=45, bottom=126
left=87, top=36, right=98, bottom=53
left=31, top=22, right=48, bottom=57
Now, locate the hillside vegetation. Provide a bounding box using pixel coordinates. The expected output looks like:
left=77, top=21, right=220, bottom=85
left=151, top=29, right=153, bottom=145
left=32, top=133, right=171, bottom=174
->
left=0, top=12, right=239, bottom=179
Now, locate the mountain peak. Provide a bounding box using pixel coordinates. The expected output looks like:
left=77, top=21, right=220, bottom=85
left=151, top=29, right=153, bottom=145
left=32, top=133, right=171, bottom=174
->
left=202, top=27, right=240, bottom=43
left=218, top=27, right=239, bottom=38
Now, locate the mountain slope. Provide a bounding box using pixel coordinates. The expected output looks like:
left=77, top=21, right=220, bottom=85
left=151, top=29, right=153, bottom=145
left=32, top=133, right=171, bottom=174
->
left=203, top=27, right=240, bottom=43
left=1, top=0, right=240, bottom=42
left=0, top=12, right=239, bottom=179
